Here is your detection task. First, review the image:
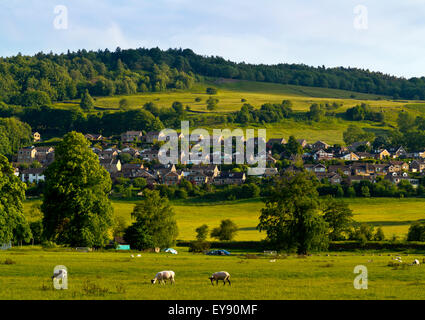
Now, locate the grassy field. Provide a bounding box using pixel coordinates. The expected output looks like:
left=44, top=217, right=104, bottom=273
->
left=1, top=247, right=425, bottom=300
left=23, top=197, right=425, bottom=241
left=51, top=79, right=425, bottom=144
left=54, top=79, right=424, bottom=118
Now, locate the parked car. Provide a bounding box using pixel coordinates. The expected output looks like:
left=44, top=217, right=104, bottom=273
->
left=206, top=249, right=230, bottom=256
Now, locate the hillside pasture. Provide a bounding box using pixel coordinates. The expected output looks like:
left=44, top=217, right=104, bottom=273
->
left=23, top=197, right=425, bottom=241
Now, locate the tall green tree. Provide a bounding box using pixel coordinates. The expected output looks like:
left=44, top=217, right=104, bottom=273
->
left=80, top=89, right=95, bottom=111
left=285, top=135, right=303, bottom=156
left=124, top=189, right=178, bottom=250
left=42, top=132, right=113, bottom=247
left=322, top=198, right=354, bottom=240
left=0, top=155, right=32, bottom=244
left=258, top=171, right=329, bottom=254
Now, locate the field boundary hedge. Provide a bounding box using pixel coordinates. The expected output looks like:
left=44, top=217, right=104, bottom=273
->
left=176, top=240, right=425, bottom=252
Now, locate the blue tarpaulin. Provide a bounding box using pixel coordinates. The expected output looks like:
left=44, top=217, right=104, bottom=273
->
left=116, top=245, right=130, bottom=250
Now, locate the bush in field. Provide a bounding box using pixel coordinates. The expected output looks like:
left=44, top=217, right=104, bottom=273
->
left=211, top=219, right=238, bottom=241
left=407, top=222, right=425, bottom=241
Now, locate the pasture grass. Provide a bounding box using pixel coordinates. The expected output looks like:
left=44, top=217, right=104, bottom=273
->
left=23, top=197, right=425, bottom=241
left=1, top=247, right=425, bottom=299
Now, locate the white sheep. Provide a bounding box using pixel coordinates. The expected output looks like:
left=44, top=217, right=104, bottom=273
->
left=151, top=271, right=175, bottom=285
left=412, top=259, right=420, bottom=265
left=209, top=271, right=231, bottom=286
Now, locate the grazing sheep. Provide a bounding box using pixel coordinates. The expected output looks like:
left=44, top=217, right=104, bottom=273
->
left=412, top=259, right=420, bottom=265
left=137, top=254, right=141, bottom=258
left=209, top=271, right=231, bottom=286
left=151, top=271, right=175, bottom=285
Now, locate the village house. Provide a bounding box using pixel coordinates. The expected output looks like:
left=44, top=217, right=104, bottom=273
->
left=371, top=164, right=388, bottom=175
left=313, top=149, right=334, bottom=161
left=311, top=141, right=330, bottom=151
left=187, top=171, right=209, bottom=185
left=17, top=146, right=37, bottom=163
left=84, top=133, right=103, bottom=141
left=213, top=171, right=246, bottom=185
left=356, top=152, right=373, bottom=159
left=387, top=161, right=409, bottom=173
left=34, top=146, right=55, bottom=165
left=99, top=149, right=119, bottom=160
left=140, top=149, right=159, bottom=162
left=339, top=152, right=360, bottom=161
left=121, top=131, right=143, bottom=143
left=351, top=163, right=375, bottom=176
left=328, top=165, right=352, bottom=176
left=162, top=170, right=183, bottom=185
left=391, top=146, right=408, bottom=158
left=385, top=172, right=419, bottom=187
left=189, top=164, right=220, bottom=178
left=304, top=163, right=326, bottom=173
left=121, top=163, right=144, bottom=178
left=20, top=168, right=45, bottom=184
left=151, top=164, right=176, bottom=178
left=375, top=149, right=391, bottom=160
left=407, top=151, right=425, bottom=159
left=410, top=160, right=425, bottom=173
left=100, top=159, right=122, bottom=174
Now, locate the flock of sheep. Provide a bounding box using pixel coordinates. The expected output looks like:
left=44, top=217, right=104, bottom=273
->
left=151, top=270, right=231, bottom=286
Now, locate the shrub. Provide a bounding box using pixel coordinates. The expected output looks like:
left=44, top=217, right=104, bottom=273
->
left=211, top=219, right=238, bottom=241
left=407, top=222, right=425, bottom=241
left=188, top=241, right=210, bottom=253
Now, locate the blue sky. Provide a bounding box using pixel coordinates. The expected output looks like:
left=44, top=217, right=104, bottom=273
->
left=1, top=0, right=425, bottom=78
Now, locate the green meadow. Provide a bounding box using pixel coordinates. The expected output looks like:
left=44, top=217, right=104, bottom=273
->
left=1, top=247, right=425, bottom=300
left=23, top=197, right=425, bottom=241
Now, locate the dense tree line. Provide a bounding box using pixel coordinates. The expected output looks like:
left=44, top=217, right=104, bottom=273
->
left=1, top=48, right=425, bottom=107
left=345, top=103, right=384, bottom=122
left=234, top=100, right=293, bottom=124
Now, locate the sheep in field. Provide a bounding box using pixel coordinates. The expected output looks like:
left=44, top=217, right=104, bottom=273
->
left=209, top=271, right=231, bottom=286
left=151, top=271, right=175, bottom=285
left=412, top=259, right=420, bottom=265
